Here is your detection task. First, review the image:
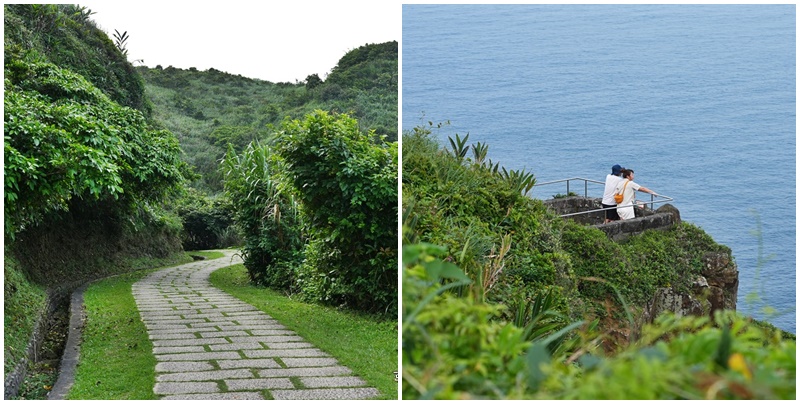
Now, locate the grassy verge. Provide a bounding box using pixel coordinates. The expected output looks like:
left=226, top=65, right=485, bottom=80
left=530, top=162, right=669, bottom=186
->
left=186, top=249, right=227, bottom=260
left=209, top=264, right=398, bottom=399
left=67, top=255, right=192, bottom=399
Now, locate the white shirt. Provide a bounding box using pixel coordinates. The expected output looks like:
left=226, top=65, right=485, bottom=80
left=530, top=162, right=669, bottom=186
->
left=615, top=179, right=642, bottom=220
left=602, top=174, right=624, bottom=205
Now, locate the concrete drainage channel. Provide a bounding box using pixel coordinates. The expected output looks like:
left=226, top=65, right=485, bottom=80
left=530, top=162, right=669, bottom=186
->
left=47, top=251, right=380, bottom=400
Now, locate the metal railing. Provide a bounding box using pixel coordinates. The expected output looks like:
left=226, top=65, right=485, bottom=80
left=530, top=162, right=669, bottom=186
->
left=530, top=177, right=674, bottom=219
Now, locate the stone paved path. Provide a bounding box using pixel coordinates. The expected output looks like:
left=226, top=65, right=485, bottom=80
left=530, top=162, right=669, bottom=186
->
left=131, top=250, right=380, bottom=400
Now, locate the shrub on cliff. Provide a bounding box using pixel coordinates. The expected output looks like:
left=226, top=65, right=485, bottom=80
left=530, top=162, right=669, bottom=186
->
left=402, top=242, right=796, bottom=399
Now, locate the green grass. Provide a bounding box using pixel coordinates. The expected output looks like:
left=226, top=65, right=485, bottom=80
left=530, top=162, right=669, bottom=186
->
left=209, top=264, right=399, bottom=399
left=186, top=250, right=226, bottom=260
left=67, top=258, right=190, bottom=399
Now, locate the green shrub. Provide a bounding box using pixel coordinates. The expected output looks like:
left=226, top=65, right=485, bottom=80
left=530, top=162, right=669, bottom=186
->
left=276, top=110, right=397, bottom=314
left=4, top=59, right=185, bottom=239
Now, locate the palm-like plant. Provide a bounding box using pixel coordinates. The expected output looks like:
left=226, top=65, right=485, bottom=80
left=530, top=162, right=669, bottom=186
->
left=113, top=29, right=129, bottom=56
left=447, top=133, right=470, bottom=161
left=500, top=167, right=537, bottom=195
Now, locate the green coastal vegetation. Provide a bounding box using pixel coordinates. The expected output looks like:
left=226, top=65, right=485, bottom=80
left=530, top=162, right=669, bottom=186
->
left=402, top=125, right=795, bottom=399
left=4, top=4, right=397, bottom=399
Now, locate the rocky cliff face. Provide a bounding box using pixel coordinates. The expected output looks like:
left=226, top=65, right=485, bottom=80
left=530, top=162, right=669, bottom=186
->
left=639, top=252, right=739, bottom=326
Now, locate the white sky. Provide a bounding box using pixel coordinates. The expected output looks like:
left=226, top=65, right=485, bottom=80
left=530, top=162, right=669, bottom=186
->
left=77, top=1, right=400, bottom=83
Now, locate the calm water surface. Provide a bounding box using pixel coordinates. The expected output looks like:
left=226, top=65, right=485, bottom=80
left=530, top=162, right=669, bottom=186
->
left=402, top=4, right=796, bottom=332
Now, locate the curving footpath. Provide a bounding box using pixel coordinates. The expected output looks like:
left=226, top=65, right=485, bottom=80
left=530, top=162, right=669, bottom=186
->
left=131, top=250, right=379, bottom=400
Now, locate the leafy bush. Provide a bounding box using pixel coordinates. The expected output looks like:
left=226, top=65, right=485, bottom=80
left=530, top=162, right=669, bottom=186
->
left=276, top=111, right=397, bottom=314
left=4, top=59, right=186, bottom=239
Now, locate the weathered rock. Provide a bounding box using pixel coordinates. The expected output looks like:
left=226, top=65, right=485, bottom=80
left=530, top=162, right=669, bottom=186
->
left=702, top=252, right=739, bottom=312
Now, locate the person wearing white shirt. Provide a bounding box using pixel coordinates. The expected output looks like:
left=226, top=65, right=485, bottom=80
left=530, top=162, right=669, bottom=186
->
left=615, top=168, right=657, bottom=220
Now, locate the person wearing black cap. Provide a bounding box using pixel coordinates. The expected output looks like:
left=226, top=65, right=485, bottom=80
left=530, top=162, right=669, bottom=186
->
left=601, top=164, right=624, bottom=223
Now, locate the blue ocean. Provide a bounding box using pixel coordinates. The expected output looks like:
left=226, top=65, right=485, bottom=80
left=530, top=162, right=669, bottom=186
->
left=402, top=4, right=796, bottom=332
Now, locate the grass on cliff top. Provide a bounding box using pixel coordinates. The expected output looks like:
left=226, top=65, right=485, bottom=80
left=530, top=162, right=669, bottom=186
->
left=209, top=264, right=399, bottom=399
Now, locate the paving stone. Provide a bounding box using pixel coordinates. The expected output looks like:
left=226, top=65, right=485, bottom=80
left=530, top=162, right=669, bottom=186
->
left=156, top=361, right=215, bottom=372
left=157, top=369, right=254, bottom=382
left=143, top=315, right=184, bottom=320
left=228, top=336, right=304, bottom=344
left=225, top=315, right=275, bottom=321
left=225, top=378, right=294, bottom=391
left=282, top=357, right=340, bottom=367
left=265, top=342, right=314, bottom=349
left=198, top=330, right=250, bottom=338
left=271, top=388, right=380, bottom=400
left=161, top=392, right=263, bottom=400
left=216, top=358, right=281, bottom=369
left=301, top=376, right=367, bottom=388
left=153, top=346, right=206, bottom=354
left=155, top=351, right=241, bottom=361
left=207, top=342, right=263, bottom=351
left=144, top=324, right=191, bottom=331
left=149, top=332, right=200, bottom=340
left=247, top=329, right=296, bottom=336
left=243, top=348, right=329, bottom=358
left=153, top=381, right=219, bottom=395
left=152, top=337, right=228, bottom=346
left=257, top=366, right=352, bottom=378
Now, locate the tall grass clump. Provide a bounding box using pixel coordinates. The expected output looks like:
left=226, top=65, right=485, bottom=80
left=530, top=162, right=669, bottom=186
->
left=222, top=141, right=303, bottom=291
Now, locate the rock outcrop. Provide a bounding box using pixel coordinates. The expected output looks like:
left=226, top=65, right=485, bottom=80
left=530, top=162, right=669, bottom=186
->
left=640, top=252, right=738, bottom=322
left=544, top=197, right=739, bottom=331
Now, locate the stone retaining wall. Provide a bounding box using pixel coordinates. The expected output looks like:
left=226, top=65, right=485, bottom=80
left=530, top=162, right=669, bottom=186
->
left=543, top=196, right=681, bottom=241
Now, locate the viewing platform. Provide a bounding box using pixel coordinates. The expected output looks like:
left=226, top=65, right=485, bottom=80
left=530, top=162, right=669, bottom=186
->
left=530, top=177, right=680, bottom=242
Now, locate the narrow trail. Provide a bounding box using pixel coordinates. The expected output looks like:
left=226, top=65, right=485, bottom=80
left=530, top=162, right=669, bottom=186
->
left=131, top=250, right=379, bottom=400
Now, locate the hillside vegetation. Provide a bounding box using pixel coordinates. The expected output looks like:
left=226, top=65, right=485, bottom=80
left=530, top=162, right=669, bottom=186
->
left=401, top=125, right=795, bottom=399
left=137, top=41, right=397, bottom=193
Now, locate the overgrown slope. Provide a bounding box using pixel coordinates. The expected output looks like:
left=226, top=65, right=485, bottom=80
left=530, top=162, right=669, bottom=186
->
left=3, top=4, right=187, bottom=384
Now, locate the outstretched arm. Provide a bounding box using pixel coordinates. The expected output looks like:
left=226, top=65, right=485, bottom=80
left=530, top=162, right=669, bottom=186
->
left=638, top=186, right=656, bottom=195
